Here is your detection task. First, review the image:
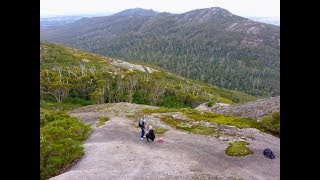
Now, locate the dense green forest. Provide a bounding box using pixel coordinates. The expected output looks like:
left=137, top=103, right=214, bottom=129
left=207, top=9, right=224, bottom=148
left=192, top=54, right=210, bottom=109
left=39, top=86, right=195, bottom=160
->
left=40, top=41, right=255, bottom=108
left=41, top=7, right=280, bottom=97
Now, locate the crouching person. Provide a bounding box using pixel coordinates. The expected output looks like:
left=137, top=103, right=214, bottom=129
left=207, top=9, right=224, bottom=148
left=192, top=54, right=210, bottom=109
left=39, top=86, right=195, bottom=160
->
left=146, top=126, right=155, bottom=141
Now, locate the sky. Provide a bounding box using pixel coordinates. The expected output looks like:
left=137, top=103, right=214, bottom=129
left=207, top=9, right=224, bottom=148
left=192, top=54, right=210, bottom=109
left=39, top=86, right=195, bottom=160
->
left=40, top=0, right=280, bottom=18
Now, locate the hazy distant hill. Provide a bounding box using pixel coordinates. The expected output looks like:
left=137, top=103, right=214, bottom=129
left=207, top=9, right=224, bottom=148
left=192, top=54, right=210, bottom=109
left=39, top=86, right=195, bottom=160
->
left=41, top=7, right=280, bottom=97
left=246, top=17, right=280, bottom=26
left=40, top=16, right=84, bottom=28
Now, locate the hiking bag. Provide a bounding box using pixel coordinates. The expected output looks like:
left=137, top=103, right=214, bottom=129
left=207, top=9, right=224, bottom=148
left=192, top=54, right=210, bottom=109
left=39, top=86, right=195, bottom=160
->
left=263, top=148, right=275, bottom=159
left=138, top=121, right=142, bottom=127
left=138, top=119, right=144, bottom=127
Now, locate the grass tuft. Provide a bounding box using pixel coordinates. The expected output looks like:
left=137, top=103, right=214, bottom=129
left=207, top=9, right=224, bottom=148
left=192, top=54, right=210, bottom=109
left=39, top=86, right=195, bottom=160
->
left=97, top=116, right=110, bottom=127
left=225, top=141, right=253, bottom=156
left=154, top=128, right=168, bottom=134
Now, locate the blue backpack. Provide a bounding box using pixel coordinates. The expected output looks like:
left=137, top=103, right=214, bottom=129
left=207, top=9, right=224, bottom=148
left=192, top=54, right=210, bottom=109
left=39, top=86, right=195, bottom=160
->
left=263, top=148, right=275, bottom=159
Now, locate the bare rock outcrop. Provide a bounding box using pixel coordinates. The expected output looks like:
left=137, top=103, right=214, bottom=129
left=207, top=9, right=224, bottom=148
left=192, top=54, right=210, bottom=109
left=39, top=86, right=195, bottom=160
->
left=196, top=96, right=280, bottom=120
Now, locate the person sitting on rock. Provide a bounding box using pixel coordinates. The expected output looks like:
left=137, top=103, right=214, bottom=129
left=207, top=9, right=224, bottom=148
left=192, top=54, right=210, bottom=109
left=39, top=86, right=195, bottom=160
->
left=146, top=126, right=155, bottom=141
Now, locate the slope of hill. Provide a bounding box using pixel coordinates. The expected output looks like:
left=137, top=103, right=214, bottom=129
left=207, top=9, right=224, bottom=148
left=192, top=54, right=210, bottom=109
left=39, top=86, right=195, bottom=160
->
left=40, top=41, right=255, bottom=108
left=40, top=7, right=280, bottom=97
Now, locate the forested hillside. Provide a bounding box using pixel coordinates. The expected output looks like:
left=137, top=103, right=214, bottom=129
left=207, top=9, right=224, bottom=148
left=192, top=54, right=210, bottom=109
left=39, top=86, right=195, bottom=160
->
left=41, top=7, right=280, bottom=97
left=40, top=41, right=255, bottom=108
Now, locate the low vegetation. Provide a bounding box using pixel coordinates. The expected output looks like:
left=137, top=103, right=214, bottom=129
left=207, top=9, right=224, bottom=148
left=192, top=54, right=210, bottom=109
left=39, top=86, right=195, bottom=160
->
left=206, top=101, right=214, bottom=107
left=141, top=107, right=179, bottom=114
left=157, top=115, right=213, bottom=136
left=153, top=128, right=168, bottom=134
left=97, top=116, right=110, bottom=127
left=178, top=125, right=213, bottom=135
left=40, top=109, right=92, bottom=180
left=261, top=112, right=280, bottom=135
left=141, top=107, right=279, bottom=137
left=225, top=141, right=253, bottom=156
left=40, top=98, right=93, bottom=111
left=125, top=114, right=136, bottom=119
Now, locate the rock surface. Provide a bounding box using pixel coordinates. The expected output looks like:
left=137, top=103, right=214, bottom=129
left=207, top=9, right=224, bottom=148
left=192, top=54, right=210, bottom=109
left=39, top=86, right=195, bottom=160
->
left=196, top=96, right=280, bottom=120
left=50, top=102, right=280, bottom=180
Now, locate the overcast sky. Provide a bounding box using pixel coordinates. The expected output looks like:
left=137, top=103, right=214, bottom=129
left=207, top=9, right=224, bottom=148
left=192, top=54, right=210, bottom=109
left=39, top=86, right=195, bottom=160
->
left=40, top=0, right=280, bottom=18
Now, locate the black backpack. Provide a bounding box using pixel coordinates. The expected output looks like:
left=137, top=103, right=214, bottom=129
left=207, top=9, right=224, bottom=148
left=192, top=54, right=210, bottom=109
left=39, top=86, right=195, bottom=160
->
left=263, top=148, right=275, bottom=159
left=138, top=121, right=142, bottom=127
left=138, top=119, right=144, bottom=127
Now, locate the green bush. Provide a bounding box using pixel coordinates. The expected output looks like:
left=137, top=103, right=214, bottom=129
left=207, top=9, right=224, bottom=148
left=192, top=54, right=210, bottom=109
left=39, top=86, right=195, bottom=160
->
left=225, top=141, right=253, bottom=156
left=262, top=111, right=280, bottom=134
left=206, top=101, right=214, bottom=107
left=40, top=100, right=89, bottom=111
left=40, top=110, right=92, bottom=180
left=40, top=108, right=70, bottom=127
left=161, top=96, right=188, bottom=108
left=41, top=93, right=57, bottom=102
left=62, top=97, right=93, bottom=106
left=133, top=90, right=150, bottom=105
left=40, top=100, right=54, bottom=110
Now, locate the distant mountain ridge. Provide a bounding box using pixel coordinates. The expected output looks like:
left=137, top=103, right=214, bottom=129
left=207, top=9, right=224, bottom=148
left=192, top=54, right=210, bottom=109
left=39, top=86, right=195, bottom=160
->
left=246, top=17, right=280, bottom=26
left=41, top=7, right=280, bottom=97
left=114, top=8, right=159, bottom=16
left=40, top=16, right=84, bottom=28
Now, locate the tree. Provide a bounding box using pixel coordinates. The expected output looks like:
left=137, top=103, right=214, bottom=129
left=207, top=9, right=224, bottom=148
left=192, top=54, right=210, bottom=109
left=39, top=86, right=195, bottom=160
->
left=49, top=82, right=70, bottom=102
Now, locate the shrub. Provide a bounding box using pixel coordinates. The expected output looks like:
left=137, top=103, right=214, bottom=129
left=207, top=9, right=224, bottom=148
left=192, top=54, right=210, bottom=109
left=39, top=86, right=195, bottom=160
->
left=225, top=141, right=254, bottom=156
left=62, top=97, right=93, bottom=106
left=262, top=112, right=280, bottom=134
left=97, top=116, right=110, bottom=127
left=161, top=96, right=187, bottom=108
left=40, top=99, right=91, bottom=111
left=206, top=101, right=214, bottom=107
left=133, top=90, right=150, bottom=105
left=40, top=110, right=92, bottom=180
left=40, top=108, right=70, bottom=127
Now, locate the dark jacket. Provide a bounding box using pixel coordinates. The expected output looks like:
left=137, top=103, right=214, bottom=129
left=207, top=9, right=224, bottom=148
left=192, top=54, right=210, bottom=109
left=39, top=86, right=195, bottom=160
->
left=146, top=129, right=155, bottom=141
